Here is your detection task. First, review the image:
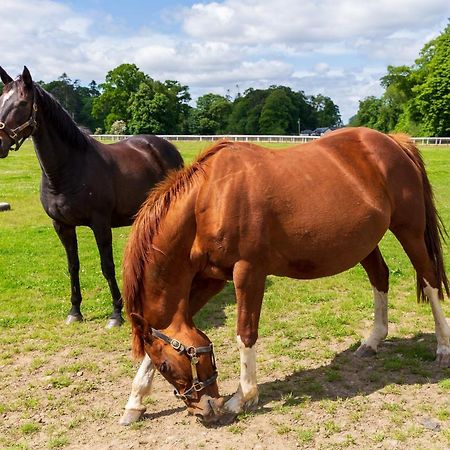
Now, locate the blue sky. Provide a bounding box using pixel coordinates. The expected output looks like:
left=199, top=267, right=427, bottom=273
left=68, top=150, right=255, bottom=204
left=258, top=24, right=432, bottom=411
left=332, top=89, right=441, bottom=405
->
left=1, top=0, right=449, bottom=122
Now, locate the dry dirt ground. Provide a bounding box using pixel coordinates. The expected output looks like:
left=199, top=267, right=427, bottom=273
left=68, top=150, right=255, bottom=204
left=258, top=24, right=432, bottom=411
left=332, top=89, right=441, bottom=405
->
left=2, top=321, right=450, bottom=450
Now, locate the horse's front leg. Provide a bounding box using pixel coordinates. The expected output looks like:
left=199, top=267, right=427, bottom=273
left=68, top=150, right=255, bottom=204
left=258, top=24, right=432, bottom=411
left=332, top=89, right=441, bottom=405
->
left=53, top=221, right=83, bottom=324
left=119, top=354, right=156, bottom=425
left=355, top=247, right=389, bottom=357
left=225, top=261, right=265, bottom=414
left=91, top=219, right=123, bottom=328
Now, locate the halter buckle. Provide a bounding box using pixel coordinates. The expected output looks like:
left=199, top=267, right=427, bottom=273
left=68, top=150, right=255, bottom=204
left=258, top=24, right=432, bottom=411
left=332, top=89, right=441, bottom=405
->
left=170, top=339, right=182, bottom=350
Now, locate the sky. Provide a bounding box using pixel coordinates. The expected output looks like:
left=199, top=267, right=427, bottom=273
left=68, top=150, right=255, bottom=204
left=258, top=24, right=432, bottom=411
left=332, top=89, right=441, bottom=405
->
left=1, top=0, right=449, bottom=123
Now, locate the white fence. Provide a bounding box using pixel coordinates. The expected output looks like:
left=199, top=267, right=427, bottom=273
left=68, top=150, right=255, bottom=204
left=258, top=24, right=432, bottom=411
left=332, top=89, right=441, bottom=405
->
left=93, top=134, right=320, bottom=143
left=92, top=134, right=450, bottom=145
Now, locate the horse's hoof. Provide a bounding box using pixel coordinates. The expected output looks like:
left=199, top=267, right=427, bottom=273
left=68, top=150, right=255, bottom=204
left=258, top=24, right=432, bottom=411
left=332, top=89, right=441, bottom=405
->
left=65, top=314, right=83, bottom=324
left=354, top=344, right=377, bottom=358
left=105, top=317, right=124, bottom=329
left=119, top=409, right=144, bottom=426
left=218, top=411, right=238, bottom=425
left=436, top=353, right=450, bottom=368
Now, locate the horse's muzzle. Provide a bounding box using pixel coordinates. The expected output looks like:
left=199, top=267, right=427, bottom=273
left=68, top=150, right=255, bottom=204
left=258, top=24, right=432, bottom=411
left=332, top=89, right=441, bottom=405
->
left=0, top=136, right=11, bottom=158
left=188, top=395, right=226, bottom=424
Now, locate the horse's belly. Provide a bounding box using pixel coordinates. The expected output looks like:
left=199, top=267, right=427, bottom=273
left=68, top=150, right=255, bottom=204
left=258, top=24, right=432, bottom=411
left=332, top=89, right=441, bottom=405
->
left=269, top=208, right=390, bottom=279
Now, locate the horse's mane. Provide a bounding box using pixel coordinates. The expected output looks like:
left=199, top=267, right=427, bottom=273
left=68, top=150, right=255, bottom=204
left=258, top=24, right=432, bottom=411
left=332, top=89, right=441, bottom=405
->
left=123, top=140, right=232, bottom=357
left=33, top=81, right=94, bottom=149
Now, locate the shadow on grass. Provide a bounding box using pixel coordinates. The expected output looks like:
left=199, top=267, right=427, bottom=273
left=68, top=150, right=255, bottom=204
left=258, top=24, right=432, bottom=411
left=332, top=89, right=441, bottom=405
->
left=257, top=333, right=449, bottom=411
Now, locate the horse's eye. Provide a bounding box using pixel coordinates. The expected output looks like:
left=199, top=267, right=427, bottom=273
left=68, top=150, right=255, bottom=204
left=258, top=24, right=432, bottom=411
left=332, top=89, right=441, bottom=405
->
left=159, top=361, right=168, bottom=373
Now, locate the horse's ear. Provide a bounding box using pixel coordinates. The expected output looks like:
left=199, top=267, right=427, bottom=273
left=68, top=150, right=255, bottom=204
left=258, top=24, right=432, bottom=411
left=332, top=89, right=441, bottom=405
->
left=130, top=313, right=153, bottom=342
left=22, top=66, right=32, bottom=87
left=0, top=66, right=13, bottom=85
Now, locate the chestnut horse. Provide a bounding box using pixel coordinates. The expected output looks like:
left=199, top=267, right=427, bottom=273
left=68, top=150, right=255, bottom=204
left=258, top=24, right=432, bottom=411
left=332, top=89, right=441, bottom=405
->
left=0, top=67, right=183, bottom=327
left=120, top=128, right=449, bottom=425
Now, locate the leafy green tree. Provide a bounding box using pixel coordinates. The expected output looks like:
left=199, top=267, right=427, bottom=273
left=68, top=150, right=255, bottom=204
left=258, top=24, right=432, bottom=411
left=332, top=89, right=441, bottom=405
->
left=189, top=93, right=232, bottom=134
left=164, top=80, right=191, bottom=133
left=128, top=78, right=191, bottom=134
left=92, top=63, right=147, bottom=132
left=259, top=88, right=296, bottom=134
left=413, top=23, right=450, bottom=135
left=310, top=94, right=342, bottom=128
left=349, top=96, right=383, bottom=128
left=41, top=74, right=101, bottom=131
left=351, top=21, right=450, bottom=136
left=227, top=88, right=270, bottom=134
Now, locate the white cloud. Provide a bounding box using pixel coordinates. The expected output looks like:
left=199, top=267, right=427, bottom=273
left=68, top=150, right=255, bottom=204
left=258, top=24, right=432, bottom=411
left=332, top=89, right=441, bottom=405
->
left=0, top=0, right=448, bottom=122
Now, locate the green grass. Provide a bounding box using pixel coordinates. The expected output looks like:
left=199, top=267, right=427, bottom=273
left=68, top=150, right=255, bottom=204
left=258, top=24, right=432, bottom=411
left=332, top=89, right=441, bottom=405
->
left=0, top=140, right=450, bottom=448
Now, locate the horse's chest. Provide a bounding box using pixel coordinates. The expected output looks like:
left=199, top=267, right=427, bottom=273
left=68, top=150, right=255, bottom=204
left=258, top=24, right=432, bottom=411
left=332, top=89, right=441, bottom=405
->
left=43, top=195, right=89, bottom=225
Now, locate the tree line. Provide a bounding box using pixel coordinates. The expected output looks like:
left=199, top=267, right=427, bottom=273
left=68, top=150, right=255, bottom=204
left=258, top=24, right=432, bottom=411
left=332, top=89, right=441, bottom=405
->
left=350, top=21, right=450, bottom=136
left=0, top=64, right=342, bottom=135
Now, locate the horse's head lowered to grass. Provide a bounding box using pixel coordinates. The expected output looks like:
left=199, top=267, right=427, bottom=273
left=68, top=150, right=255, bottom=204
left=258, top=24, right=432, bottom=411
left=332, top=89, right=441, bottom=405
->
left=0, top=66, right=37, bottom=158
left=129, top=313, right=225, bottom=423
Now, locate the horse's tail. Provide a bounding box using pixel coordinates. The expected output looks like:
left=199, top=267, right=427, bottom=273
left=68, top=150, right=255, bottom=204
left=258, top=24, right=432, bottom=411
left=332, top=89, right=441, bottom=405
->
left=389, top=133, right=449, bottom=301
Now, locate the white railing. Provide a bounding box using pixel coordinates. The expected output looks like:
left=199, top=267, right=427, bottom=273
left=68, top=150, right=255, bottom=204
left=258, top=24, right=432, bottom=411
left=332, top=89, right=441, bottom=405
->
left=93, top=134, right=320, bottom=143
left=410, top=137, right=450, bottom=145
left=92, top=134, right=450, bottom=145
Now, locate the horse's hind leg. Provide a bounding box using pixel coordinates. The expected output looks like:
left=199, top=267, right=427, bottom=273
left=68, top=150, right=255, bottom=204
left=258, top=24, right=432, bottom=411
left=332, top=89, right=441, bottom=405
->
left=393, top=228, right=450, bottom=367
left=53, top=221, right=83, bottom=324
left=91, top=220, right=124, bottom=328
left=355, top=246, right=389, bottom=357
left=119, top=354, right=155, bottom=425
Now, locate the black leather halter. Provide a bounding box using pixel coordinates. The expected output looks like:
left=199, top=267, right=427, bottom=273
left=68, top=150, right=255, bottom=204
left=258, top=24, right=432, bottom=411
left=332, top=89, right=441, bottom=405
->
left=0, top=100, right=38, bottom=152
left=150, top=328, right=218, bottom=401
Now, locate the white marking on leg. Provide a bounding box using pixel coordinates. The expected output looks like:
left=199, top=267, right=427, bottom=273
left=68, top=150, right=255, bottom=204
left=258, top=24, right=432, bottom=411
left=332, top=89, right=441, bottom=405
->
left=362, top=287, right=388, bottom=351
left=225, top=336, right=258, bottom=414
left=424, top=279, right=450, bottom=357
left=1, top=90, right=14, bottom=108
left=124, top=354, right=155, bottom=411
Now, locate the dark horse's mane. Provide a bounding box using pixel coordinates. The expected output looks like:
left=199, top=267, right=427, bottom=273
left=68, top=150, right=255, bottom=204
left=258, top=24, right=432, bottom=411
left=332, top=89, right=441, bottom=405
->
left=32, top=80, right=94, bottom=150
left=123, top=140, right=232, bottom=358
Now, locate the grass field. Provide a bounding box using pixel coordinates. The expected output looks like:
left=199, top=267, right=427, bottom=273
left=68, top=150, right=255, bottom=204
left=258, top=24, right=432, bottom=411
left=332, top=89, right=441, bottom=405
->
left=0, top=140, right=450, bottom=449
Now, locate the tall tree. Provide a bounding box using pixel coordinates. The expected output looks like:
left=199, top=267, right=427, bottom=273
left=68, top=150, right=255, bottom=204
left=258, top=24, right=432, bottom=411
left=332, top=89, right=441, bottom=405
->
left=92, top=63, right=147, bottom=132
left=189, top=93, right=231, bottom=134
left=128, top=78, right=191, bottom=134
left=310, top=94, right=342, bottom=128
left=413, top=23, right=450, bottom=136
left=259, top=88, right=296, bottom=134
left=351, top=21, right=450, bottom=136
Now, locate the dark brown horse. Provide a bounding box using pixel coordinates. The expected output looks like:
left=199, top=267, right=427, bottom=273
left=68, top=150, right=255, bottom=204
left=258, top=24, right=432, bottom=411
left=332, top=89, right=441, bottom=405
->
left=0, top=66, right=183, bottom=327
left=119, top=127, right=449, bottom=425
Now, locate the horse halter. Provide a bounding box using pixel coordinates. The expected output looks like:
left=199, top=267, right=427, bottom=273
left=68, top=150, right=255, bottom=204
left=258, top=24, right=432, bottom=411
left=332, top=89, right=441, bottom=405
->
left=150, top=328, right=218, bottom=402
left=0, top=99, right=38, bottom=152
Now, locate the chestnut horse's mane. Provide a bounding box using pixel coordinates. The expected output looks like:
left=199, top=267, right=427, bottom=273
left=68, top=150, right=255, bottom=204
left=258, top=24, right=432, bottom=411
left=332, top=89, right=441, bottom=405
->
left=123, top=140, right=232, bottom=357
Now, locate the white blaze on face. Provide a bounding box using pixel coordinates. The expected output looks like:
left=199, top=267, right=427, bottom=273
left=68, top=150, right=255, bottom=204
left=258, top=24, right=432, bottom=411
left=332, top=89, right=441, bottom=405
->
left=225, top=335, right=258, bottom=414
left=1, top=90, right=14, bottom=108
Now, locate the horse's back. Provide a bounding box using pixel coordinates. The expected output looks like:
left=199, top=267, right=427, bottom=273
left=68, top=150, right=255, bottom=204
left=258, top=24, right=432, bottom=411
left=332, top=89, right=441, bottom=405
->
left=97, top=135, right=183, bottom=225
left=194, top=128, right=423, bottom=279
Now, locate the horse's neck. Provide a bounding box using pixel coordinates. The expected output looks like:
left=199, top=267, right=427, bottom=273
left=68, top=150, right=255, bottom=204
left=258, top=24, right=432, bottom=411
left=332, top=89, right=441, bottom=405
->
left=31, top=96, right=82, bottom=190
left=32, top=128, right=71, bottom=189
